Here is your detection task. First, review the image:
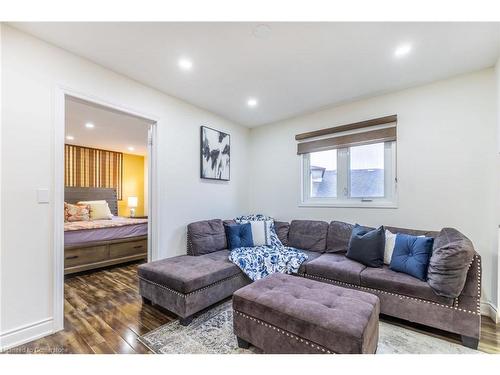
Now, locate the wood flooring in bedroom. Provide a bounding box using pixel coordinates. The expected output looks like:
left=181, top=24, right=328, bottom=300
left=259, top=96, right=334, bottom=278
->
left=5, top=263, right=500, bottom=354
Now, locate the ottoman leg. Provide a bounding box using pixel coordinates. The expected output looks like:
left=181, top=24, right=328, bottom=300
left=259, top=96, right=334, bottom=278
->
left=179, top=315, right=194, bottom=326
left=461, top=335, right=479, bottom=349
left=141, top=296, right=152, bottom=305
left=237, top=336, right=250, bottom=349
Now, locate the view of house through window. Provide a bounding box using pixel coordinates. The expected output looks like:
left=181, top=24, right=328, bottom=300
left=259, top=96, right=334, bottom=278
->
left=305, top=141, right=395, bottom=205
left=349, top=143, right=385, bottom=197
left=310, top=150, right=337, bottom=198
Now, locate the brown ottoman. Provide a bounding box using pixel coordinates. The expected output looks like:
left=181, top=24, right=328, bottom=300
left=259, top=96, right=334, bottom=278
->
left=233, top=273, right=380, bottom=354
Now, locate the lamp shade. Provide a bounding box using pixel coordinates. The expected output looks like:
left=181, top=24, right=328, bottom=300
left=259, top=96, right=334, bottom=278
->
left=127, top=196, right=138, bottom=208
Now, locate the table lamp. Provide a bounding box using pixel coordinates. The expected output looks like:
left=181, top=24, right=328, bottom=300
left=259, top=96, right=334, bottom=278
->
left=128, top=196, right=138, bottom=217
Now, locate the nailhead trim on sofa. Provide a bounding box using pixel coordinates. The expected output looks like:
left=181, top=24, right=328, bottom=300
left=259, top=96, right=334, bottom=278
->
left=139, top=272, right=245, bottom=298
left=234, top=310, right=333, bottom=354
left=298, top=254, right=481, bottom=316
left=186, top=231, right=194, bottom=256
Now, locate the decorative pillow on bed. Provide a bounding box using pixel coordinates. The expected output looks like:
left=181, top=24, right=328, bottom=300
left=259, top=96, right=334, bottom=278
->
left=77, top=200, right=113, bottom=220
left=64, top=202, right=90, bottom=222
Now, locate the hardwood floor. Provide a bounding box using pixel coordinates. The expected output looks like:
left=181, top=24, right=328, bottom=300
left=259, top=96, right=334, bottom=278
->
left=4, top=262, right=500, bottom=354
left=6, top=262, right=176, bottom=354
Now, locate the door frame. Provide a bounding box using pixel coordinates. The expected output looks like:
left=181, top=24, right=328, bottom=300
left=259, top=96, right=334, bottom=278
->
left=53, top=85, right=160, bottom=332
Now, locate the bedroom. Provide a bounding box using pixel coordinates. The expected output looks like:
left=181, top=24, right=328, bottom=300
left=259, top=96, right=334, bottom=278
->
left=63, top=96, right=153, bottom=275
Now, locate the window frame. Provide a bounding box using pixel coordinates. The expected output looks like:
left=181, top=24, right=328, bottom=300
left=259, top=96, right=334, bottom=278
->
left=300, top=141, right=398, bottom=208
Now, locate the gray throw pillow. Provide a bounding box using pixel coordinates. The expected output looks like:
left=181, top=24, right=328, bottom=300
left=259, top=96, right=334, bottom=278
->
left=346, top=225, right=385, bottom=267
left=427, top=228, right=475, bottom=298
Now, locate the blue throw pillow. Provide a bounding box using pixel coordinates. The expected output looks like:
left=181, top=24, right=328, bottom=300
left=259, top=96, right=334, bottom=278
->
left=225, top=223, right=254, bottom=249
left=346, top=224, right=385, bottom=267
left=389, top=233, right=434, bottom=281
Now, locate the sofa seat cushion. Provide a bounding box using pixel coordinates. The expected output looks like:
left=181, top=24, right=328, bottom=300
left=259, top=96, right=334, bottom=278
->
left=233, top=273, right=380, bottom=354
left=137, top=250, right=242, bottom=294
left=360, top=266, right=453, bottom=305
left=288, top=220, right=329, bottom=252
left=296, top=250, right=322, bottom=274
left=305, top=253, right=366, bottom=285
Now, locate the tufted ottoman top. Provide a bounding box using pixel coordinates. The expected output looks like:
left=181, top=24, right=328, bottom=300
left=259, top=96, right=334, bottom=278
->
left=233, top=273, right=380, bottom=353
left=138, top=250, right=241, bottom=294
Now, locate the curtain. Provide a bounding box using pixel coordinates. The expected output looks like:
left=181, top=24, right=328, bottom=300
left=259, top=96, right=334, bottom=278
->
left=65, top=144, right=123, bottom=199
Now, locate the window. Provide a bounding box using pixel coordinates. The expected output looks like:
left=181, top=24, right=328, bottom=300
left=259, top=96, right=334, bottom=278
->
left=302, top=141, right=397, bottom=207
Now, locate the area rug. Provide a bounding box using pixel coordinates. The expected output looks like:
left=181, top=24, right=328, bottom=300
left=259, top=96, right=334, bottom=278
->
left=139, top=301, right=479, bottom=354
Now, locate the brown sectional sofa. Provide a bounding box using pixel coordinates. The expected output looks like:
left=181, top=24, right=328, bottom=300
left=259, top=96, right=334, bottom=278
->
left=138, top=218, right=481, bottom=349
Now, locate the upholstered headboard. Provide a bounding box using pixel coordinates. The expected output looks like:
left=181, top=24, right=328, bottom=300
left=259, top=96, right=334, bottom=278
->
left=64, top=187, right=118, bottom=216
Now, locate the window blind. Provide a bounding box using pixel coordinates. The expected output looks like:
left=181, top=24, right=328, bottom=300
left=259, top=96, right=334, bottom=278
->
left=296, top=115, right=397, bottom=155
left=64, top=144, right=123, bottom=200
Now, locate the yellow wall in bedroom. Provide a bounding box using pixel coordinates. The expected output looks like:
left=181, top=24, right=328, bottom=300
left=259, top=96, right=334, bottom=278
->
left=118, top=153, right=145, bottom=217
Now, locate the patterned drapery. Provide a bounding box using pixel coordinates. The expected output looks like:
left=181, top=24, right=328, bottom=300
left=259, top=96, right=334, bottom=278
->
left=65, top=144, right=123, bottom=199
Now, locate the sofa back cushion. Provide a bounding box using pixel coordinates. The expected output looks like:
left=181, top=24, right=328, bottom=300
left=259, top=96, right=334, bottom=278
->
left=274, top=221, right=290, bottom=246
left=427, top=228, right=475, bottom=298
left=288, top=220, right=328, bottom=252
left=187, top=219, right=227, bottom=256
left=326, top=221, right=355, bottom=253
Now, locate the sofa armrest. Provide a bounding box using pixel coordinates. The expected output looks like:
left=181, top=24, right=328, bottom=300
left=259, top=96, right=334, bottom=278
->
left=456, top=252, right=481, bottom=314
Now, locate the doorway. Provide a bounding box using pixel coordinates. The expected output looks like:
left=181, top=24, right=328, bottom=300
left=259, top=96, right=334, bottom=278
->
left=53, top=88, right=159, bottom=332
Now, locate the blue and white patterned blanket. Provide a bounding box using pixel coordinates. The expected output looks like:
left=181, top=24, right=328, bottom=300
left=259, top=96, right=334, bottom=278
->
left=228, top=215, right=308, bottom=281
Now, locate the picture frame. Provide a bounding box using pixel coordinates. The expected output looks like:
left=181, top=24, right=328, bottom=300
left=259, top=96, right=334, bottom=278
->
left=200, top=126, right=230, bottom=181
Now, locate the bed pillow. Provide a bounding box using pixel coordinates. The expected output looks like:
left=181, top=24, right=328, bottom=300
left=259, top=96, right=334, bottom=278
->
left=64, top=202, right=90, bottom=222
left=346, top=224, right=385, bottom=267
left=77, top=200, right=113, bottom=220
left=389, top=233, right=434, bottom=281
left=225, top=223, right=254, bottom=249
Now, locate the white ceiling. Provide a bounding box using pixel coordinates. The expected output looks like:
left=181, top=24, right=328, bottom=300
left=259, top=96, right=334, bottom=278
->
left=65, top=97, right=150, bottom=155
left=13, top=22, right=500, bottom=127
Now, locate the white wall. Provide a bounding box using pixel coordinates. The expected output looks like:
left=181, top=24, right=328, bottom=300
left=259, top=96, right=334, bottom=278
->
left=0, top=25, right=249, bottom=348
left=496, top=57, right=500, bottom=319
left=249, top=69, right=499, bottom=310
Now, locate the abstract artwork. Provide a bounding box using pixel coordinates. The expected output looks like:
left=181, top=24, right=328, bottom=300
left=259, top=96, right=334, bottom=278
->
left=200, top=126, right=230, bottom=180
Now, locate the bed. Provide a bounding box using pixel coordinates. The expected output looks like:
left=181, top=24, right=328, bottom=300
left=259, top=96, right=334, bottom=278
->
left=64, top=187, right=148, bottom=275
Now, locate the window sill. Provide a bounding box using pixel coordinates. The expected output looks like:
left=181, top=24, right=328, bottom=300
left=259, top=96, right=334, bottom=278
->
left=299, top=200, right=398, bottom=209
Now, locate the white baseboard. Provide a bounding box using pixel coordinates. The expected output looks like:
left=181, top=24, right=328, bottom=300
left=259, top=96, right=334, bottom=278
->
left=0, top=318, right=54, bottom=352
left=481, top=301, right=499, bottom=324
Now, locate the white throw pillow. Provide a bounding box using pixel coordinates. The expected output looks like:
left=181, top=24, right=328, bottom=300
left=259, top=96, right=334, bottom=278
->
left=249, top=220, right=273, bottom=246
left=384, top=229, right=397, bottom=265
left=77, top=200, right=113, bottom=220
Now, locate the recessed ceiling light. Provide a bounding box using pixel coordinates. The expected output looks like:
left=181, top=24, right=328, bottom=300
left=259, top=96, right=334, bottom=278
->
left=178, top=58, right=193, bottom=71
left=247, top=98, right=258, bottom=108
left=127, top=146, right=135, bottom=152
left=394, top=44, right=412, bottom=58
left=66, top=135, right=74, bottom=141
left=85, top=122, right=95, bottom=129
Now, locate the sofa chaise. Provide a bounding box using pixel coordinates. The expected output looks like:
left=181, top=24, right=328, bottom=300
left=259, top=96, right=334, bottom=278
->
left=138, top=218, right=481, bottom=348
